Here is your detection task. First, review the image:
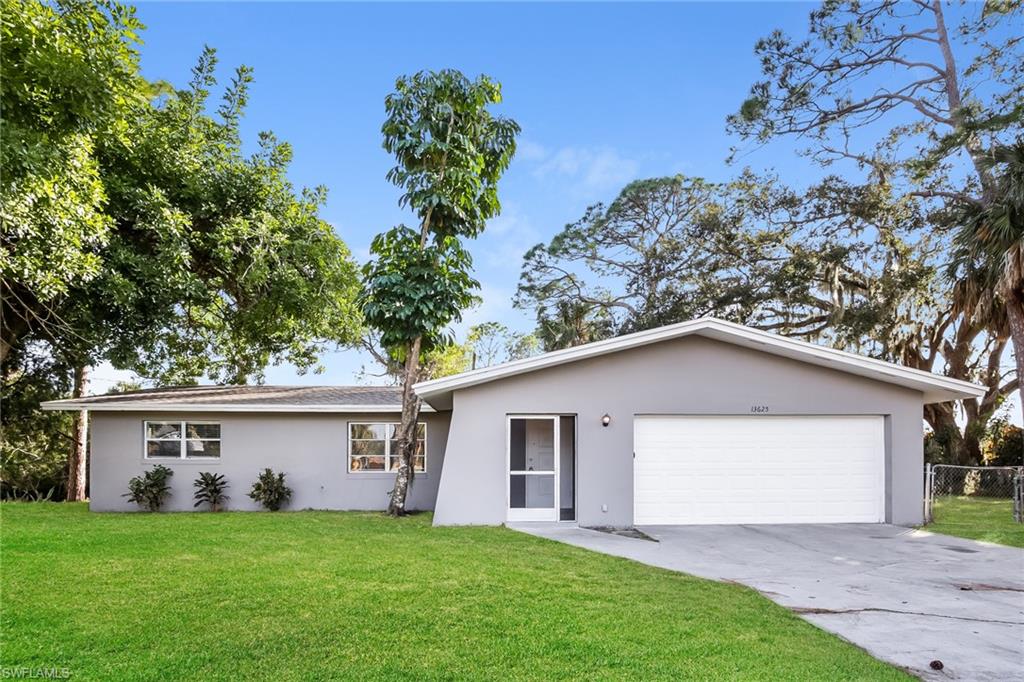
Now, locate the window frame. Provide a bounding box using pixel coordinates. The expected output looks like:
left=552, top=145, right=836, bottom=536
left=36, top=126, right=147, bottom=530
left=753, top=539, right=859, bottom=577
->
left=143, top=420, right=222, bottom=461
left=347, top=421, right=427, bottom=474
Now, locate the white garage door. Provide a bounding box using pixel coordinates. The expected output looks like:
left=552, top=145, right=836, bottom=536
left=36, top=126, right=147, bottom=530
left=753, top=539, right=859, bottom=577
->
left=633, top=416, right=885, bottom=525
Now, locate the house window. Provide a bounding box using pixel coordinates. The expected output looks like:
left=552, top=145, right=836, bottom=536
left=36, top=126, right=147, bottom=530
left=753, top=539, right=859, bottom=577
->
left=349, top=422, right=426, bottom=473
left=145, top=421, right=221, bottom=459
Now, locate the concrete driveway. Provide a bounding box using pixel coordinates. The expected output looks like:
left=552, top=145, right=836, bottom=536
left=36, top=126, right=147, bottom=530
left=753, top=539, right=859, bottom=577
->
left=514, top=523, right=1024, bottom=680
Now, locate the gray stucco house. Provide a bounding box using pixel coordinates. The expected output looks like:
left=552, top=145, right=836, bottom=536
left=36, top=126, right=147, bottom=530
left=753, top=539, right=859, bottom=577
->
left=44, top=318, right=984, bottom=526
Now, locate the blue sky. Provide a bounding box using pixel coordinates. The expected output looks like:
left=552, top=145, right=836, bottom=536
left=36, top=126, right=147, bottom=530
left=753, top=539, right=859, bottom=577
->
left=92, top=2, right=1018, bottom=424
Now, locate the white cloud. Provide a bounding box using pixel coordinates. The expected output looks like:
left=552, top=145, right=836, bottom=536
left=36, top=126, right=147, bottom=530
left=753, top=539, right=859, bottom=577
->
left=529, top=145, right=640, bottom=198
left=516, top=139, right=548, bottom=162
left=479, top=201, right=543, bottom=273
left=452, top=281, right=533, bottom=338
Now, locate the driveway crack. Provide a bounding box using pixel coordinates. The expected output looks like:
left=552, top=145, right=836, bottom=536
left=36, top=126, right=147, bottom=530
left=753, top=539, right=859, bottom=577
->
left=793, top=606, right=1024, bottom=626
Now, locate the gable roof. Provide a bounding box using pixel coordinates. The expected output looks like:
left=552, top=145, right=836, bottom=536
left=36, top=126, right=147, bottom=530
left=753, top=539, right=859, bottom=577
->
left=414, top=317, right=986, bottom=409
left=41, top=384, right=430, bottom=413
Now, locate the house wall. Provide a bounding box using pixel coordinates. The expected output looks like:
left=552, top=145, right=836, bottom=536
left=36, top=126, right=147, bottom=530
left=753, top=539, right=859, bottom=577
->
left=432, top=335, right=925, bottom=527
left=89, top=411, right=451, bottom=512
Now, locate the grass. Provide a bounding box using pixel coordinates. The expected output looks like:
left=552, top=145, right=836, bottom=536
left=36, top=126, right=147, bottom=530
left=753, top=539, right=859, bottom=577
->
left=0, top=504, right=907, bottom=681
left=927, top=496, right=1024, bottom=548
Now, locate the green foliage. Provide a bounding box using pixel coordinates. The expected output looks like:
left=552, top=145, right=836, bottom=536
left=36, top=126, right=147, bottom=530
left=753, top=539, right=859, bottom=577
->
left=950, top=142, right=1024, bottom=297
left=2, top=1, right=362, bottom=384
left=517, top=164, right=1011, bottom=463
left=420, top=342, right=472, bottom=379
left=361, top=70, right=519, bottom=358
left=465, top=322, right=539, bottom=368
left=983, top=417, right=1023, bottom=466
left=362, top=69, right=519, bottom=514
left=924, top=427, right=964, bottom=466
left=381, top=70, right=520, bottom=240
left=727, top=1, right=1022, bottom=169
left=359, top=226, right=479, bottom=354
left=1, top=0, right=144, bottom=304
left=193, top=472, right=229, bottom=511
left=361, top=320, right=538, bottom=381
left=85, top=48, right=362, bottom=383
left=2, top=0, right=361, bottom=505
left=124, top=465, right=173, bottom=512
left=529, top=0, right=1020, bottom=463
left=248, top=468, right=292, bottom=511
left=534, top=300, right=615, bottom=351
left=517, top=175, right=745, bottom=338
left=0, top=345, right=74, bottom=500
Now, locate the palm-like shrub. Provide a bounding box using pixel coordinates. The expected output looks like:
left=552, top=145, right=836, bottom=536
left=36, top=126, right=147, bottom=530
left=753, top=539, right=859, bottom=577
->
left=193, top=472, right=229, bottom=511
left=248, top=468, right=292, bottom=511
left=124, top=465, right=174, bottom=511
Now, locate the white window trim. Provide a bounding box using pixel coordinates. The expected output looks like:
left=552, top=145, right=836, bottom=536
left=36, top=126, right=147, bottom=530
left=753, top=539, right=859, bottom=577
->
left=143, top=420, right=222, bottom=460
left=347, top=421, right=427, bottom=474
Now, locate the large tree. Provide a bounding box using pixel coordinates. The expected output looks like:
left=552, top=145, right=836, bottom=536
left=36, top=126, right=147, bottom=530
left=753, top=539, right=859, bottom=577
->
left=518, top=168, right=1015, bottom=464
left=516, top=176, right=745, bottom=333
left=951, top=142, right=1024, bottom=424
left=724, top=0, right=1022, bottom=459
left=1, top=0, right=144, bottom=363
left=361, top=321, right=539, bottom=385
left=3, top=2, right=362, bottom=383
left=360, top=70, right=519, bottom=515
left=465, top=322, right=539, bottom=368
left=1, top=0, right=363, bottom=499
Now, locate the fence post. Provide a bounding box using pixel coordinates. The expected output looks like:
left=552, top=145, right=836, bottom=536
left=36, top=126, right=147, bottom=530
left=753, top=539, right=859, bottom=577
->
left=1014, top=467, right=1023, bottom=524
left=924, top=463, right=932, bottom=525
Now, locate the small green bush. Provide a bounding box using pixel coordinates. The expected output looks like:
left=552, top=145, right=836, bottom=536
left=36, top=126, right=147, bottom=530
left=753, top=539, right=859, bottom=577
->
left=193, top=472, right=229, bottom=511
left=984, top=418, right=1023, bottom=466
left=124, top=465, right=174, bottom=511
left=248, top=468, right=292, bottom=511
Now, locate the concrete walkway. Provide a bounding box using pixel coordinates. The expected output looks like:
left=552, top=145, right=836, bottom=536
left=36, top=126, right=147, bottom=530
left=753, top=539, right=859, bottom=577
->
left=512, top=523, right=1024, bottom=681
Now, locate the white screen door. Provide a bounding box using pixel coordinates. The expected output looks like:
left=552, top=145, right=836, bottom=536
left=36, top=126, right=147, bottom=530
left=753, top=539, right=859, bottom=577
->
left=507, top=416, right=560, bottom=522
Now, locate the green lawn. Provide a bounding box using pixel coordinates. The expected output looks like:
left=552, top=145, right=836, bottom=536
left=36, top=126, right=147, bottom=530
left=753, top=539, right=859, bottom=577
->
left=1, top=504, right=906, bottom=681
left=927, top=496, right=1024, bottom=548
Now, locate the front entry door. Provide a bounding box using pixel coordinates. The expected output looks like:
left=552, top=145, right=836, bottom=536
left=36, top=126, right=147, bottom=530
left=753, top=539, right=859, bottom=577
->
left=507, top=416, right=559, bottom=522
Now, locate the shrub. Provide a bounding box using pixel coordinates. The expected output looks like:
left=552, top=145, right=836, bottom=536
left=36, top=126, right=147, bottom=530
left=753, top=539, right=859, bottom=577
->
left=248, top=468, right=292, bottom=511
left=983, top=418, right=1024, bottom=467
left=193, top=472, right=229, bottom=511
left=124, top=465, right=174, bottom=511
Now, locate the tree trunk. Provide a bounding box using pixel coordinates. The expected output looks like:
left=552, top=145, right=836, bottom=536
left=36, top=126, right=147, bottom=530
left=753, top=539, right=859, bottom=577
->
left=386, top=110, right=454, bottom=517
left=931, top=0, right=993, bottom=197
left=924, top=401, right=984, bottom=466
left=66, top=365, right=89, bottom=502
left=387, top=336, right=423, bottom=516
left=0, top=283, right=51, bottom=368
left=1006, top=292, right=1024, bottom=428
left=0, top=300, right=30, bottom=367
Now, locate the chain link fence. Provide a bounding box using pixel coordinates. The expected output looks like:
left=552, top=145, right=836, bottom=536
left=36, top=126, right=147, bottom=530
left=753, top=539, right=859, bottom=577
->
left=924, top=464, right=1024, bottom=525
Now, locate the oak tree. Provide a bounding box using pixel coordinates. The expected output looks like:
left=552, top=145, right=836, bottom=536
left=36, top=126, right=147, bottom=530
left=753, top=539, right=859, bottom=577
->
left=2, top=1, right=362, bottom=498
left=726, top=0, right=1022, bottom=459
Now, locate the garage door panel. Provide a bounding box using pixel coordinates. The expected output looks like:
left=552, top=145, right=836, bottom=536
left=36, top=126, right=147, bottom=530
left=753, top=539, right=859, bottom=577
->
left=634, top=416, right=885, bottom=525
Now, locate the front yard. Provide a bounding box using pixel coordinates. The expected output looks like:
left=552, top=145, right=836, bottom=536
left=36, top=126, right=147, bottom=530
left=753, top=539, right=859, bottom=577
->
left=0, top=504, right=906, bottom=680
left=927, top=496, right=1024, bottom=548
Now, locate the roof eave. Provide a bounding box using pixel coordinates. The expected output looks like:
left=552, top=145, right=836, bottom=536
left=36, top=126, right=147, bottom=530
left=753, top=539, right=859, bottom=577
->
left=40, top=402, right=432, bottom=414
left=413, top=317, right=987, bottom=408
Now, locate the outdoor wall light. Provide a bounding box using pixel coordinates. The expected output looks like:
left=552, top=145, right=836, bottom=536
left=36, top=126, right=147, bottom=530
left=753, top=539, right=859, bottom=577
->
left=601, top=413, right=611, bottom=427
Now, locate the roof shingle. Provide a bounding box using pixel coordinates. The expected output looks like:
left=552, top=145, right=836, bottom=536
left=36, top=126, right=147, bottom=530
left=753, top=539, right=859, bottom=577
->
left=41, top=385, right=411, bottom=412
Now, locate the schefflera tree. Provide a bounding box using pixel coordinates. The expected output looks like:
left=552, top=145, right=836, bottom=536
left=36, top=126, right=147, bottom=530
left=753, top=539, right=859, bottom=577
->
left=360, top=70, right=519, bottom=516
